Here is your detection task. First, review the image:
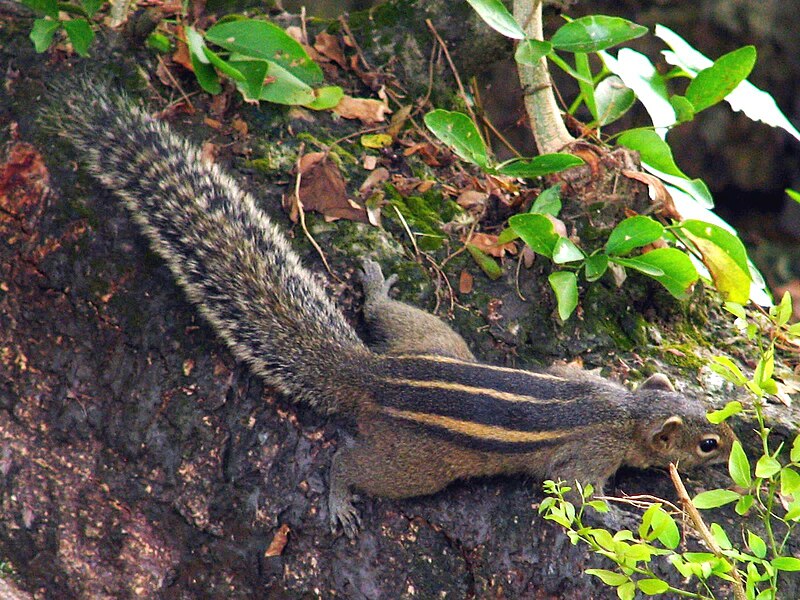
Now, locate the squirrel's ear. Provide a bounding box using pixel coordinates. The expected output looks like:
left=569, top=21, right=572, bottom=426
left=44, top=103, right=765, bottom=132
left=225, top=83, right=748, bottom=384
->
left=639, top=373, right=675, bottom=392
left=650, top=415, right=684, bottom=451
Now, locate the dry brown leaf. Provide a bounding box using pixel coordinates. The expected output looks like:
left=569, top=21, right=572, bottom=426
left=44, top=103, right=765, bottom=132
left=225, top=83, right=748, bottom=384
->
left=314, top=32, right=347, bottom=68
left=521, top=246, right=535, bottom=268
left=545, top=214, right=568, bottom=238
left=622, top=169, right=679, bottom=219
left=456, top=190, right=488, bottom=212
left=465, top=232, right=517, bottom=258
left=264, top=524, right=290, bottom=558
left=288, top=152, right=368, bottom=223
left=386, top=105, right=413, bottom=138
left=333, top=96, right=391, bottom=125
left=359, top=167, right=389, bottom=195
left=231, top=118, right=248, bottom=137
left=172, top=38, right=193, bottom=72
left=459, top=270, right=474, bottom=294
left=415, top=180, right=435, bottom=193
left=203, top=117, right=222, bottom=130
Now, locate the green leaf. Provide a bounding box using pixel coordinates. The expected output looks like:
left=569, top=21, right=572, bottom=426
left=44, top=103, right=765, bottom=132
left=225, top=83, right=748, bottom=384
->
left=424, top=110, right=488, bottom=168
left=466, top=244, right=503, bottom=280
left=552, top=238, right=584, bottom=264
left=185, top=26, right=210, bottom=63
left=710, top=523, right=732, bottom=550
left=772, top=557, right=800, bottom=572
left=550, top=15, right=647, bottom=53
left=227, top=58, right=268, bottom=99
left=792, top=435, right=800, bottom=463
left=735, top=494, right=754, bottom=515
left=637, top=579, right=670, bottom=595
left=62, top=18, right=94, bottom=56
left=747, top=531, right=767, bottom=559
left=575, top=52, right=598, bottom=120
left=465, top=0, right=525, bottom=39
left=595, top=75, right=636, bottom=126
left=586, top=569, right=628, bottom=587
left=669, top=94, right=696, bottom=123
left=29, top=18, right=60, bottom=53
left=723, top=301, right=746, bottom=320
left=496, top=154, right=583, bottom=178
left=515, top=39, right=553, bottom=65
left=360, top=133, right=393, bottom=149
left=707, top=400, right=743, bottom=424
left=205, top=20, right=322, bottom=84
left=729, top=440, right=752, bottom=488
left=710, top=356, right=747, bottom=386
left=773, top=290, right=793, bottom=327
left=80, top=0, right=103, bottom=16
left=692, top=489, right=740, bottom=509
left=21, top=0, right=58, bottom=18
left=530, top=184, right=562, bottom=216
left=787, top=188, right=800, bottom=205
left=605, top=215, right=664, bottom=256
left=203, top=46, right=246, bottom=82
left=508, top=213, right=559, bottom=258
left=584, top=254, right=609, bottom=282
left=617, top=580, right=636, bottom=600
left=781, top=467, right=800, bottom=495
left=619, top=247, right=698, bottom=298
left=610, top=257, right=664, bottom=277
left=755, top=455, right=781, bottom=479
left=549, top=271, right=578, bottom=321
left=617, top=128, right=687, bottom=178
left=146, top=32, right=172, bottom=53
left=304, top=86, right=344, bottom=110
left=233, top=58, right=316, bottom=105
left=496, top=227, right=519, bottom=245
left=686, top=46, right=757, bottom=113
left=678, top=220, right=751, bottom=304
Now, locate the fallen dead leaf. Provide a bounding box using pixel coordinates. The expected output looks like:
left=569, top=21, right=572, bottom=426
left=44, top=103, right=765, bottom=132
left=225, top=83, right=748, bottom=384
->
left=203, top=117, right=222, bottom=130
left=456, top=190, right=489, bottom=212
left=314, top=32, right=347, bottom=68
left=386, top=105, right=413, bottom=138
left=360, top=167, right=390, bottom=195
left=465, top=232, right=517, bottom=258
left=264, top=524, right=290, bottom=558
left=231, top=118, right=248, bottom=137
left=459, top=270, right=474, bottom=294
left=286, top=152, right=368, bottom=223
left=333, top=95, right=391, bottom=125
left=521, top=246, right=535, bottom=268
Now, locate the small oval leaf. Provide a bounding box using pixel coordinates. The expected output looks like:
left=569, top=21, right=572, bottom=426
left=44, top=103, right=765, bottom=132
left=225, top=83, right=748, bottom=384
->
left=551, top=15, right=648, bottom=53
left=605, top=215, right=664, bottom=256
left=549, top=271, right=579, bottom=321
left=424, top=110, right=488, bottom=168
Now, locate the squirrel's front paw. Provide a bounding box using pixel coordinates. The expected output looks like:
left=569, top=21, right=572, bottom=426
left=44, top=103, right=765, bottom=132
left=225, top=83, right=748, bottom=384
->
left=329, top=494, right=362, bottom=539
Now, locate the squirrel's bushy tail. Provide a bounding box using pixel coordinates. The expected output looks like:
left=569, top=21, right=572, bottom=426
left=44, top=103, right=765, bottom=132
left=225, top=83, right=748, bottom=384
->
left=50, top=81, right=371, bottom=415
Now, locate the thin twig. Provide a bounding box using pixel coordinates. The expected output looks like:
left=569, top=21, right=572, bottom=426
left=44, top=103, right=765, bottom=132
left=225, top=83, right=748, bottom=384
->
left=669, top=464, right=747, bottom=600
left=424, top=19, right=482, bottom=139
left=156, top=56, right=196, bottom=112
left=391, top=203, right=420, bottom=258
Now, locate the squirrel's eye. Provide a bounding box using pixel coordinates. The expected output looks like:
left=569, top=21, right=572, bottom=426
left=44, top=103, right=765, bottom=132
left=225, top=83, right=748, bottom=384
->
left=698, top=437, right=719, bottom=454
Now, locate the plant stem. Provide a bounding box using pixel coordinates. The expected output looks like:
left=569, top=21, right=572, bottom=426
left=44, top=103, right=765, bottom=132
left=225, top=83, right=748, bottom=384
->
left=669, top=465, right=748, bottom=600
left=512, top=0, right=575, bottom=154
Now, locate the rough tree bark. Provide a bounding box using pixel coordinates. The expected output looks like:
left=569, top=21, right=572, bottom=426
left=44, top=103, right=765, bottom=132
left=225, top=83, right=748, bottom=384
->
left=0, top=1, right=798, bottom=599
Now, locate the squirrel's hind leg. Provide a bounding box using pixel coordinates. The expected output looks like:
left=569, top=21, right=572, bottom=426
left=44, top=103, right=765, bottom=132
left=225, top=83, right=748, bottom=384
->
left=359, top=259, right=474, bottom=361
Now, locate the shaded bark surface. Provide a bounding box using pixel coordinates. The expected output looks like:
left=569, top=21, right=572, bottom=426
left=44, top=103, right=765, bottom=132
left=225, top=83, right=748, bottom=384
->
left=0, top=2, right=798, bottom=599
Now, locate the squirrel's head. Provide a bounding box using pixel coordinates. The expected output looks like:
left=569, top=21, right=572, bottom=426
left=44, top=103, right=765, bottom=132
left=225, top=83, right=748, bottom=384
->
left=626, top=373, right=737, bottom=471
